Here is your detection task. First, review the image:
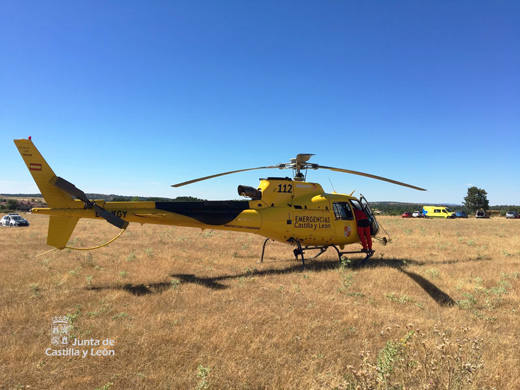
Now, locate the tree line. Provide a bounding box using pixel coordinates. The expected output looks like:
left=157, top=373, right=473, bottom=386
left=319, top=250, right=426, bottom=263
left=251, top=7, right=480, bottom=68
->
left=2, top=188, right=518, bottom=215
left=0, top=194, right=206, bottom=211
left=371, top=187, right=519, bottom=216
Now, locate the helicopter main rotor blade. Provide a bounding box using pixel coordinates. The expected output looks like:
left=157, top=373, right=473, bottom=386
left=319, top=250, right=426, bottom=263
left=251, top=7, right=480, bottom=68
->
left=171, top=165, right=282, bottom=188
left=316, top=165, right=426, bottom=191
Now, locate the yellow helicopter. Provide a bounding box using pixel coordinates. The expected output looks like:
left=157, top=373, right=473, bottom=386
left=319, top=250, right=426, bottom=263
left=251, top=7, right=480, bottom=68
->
left=14, top=138, right=425, bottom=265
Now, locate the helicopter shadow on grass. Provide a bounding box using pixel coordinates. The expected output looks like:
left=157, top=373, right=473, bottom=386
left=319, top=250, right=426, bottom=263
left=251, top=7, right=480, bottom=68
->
left=361, top=258, right=457, bottom=306
left=85, top=260, right=340, bottom=296
left=86, top=255, right=491, bottom=305
left=352, top=255, right=492, bottom=307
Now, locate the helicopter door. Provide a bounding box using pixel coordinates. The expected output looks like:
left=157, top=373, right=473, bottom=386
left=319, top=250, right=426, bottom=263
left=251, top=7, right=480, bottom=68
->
left=358, top=195, right=379, bottom=236
left=332, top=201, right=356, bottom=243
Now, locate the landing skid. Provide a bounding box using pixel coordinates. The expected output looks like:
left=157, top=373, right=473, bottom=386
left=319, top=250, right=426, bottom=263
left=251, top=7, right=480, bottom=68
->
left=327, top=245, right=375, bottom=266
left=259, top=238, right=374, bottom=266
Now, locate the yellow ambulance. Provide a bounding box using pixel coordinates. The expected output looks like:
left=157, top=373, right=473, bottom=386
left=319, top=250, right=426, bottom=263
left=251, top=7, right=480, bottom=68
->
left=422, top=206, right=456, bottom=218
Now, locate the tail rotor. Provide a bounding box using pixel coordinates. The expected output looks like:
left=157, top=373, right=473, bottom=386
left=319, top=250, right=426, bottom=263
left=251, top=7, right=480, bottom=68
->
left=53, top=177, right=129, bottom=229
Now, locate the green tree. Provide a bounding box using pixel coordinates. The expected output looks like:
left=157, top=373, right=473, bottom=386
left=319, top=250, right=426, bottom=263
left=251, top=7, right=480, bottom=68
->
left=7, top=199, right=19, bottom=210
left=463, top=187, right=489, bottom=213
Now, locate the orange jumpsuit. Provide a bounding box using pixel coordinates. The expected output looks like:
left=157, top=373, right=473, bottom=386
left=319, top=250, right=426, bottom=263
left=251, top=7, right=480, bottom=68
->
left=353, top=208, right=372, bottom=251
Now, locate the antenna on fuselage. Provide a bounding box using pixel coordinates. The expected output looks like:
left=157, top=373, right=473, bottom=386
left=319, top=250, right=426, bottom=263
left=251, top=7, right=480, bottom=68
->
left=328, top=178, right=336, bottom=193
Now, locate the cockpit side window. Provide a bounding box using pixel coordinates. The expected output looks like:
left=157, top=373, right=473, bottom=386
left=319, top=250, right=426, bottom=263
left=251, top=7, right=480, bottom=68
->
left=333, top=202, right=354, bottom=220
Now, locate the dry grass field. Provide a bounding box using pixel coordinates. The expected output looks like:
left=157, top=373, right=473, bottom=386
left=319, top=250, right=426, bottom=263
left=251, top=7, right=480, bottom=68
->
left=1, top=214, right=519, bottom=389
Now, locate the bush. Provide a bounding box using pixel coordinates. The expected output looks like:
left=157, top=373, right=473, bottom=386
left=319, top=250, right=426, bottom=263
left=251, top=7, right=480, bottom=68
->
left=7, top=199, right=19, bottom=210
left=341, top=325, right=483, bottom=389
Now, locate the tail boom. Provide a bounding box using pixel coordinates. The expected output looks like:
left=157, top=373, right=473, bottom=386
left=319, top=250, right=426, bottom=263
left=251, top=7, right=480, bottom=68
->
left=14, top=138, right=262, bottom=249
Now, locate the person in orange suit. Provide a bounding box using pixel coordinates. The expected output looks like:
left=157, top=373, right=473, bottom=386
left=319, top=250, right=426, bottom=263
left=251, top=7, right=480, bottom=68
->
left=353, top=207, right=373, bottom=254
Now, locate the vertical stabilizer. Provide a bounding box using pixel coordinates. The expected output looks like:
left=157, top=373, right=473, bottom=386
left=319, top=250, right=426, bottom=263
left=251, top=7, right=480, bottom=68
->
left=13, top=138, right=76, bottom=208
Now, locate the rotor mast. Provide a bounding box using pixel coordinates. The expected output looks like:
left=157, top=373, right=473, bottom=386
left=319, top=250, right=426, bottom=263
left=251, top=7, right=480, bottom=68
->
left=289, top=154, right=315, bottom=181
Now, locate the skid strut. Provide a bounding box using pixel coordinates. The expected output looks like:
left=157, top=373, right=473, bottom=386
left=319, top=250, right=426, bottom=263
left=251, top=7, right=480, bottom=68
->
left=290, top=239, right=305, bottom=266
left=259, top=238, right=272, bottom=263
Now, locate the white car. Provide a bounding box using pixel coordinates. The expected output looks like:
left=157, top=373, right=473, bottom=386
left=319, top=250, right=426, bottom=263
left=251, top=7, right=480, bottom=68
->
left=1, top=214, right=30, bottom=227
left=475, top=209, right=489, bottom=218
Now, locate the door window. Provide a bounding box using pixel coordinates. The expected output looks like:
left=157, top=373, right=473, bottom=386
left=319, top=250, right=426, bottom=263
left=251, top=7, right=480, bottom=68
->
left=350, top=199, right=362, bottom=211
left=333, top=202, right=353, bottom=220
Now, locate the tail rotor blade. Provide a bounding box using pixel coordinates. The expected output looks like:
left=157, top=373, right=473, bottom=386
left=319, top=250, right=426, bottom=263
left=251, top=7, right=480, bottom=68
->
left=54, top=177, right=92, bottom=204
left=93, top=204, right=129, bottom=229
left=54, top=176, right=129, bottom=229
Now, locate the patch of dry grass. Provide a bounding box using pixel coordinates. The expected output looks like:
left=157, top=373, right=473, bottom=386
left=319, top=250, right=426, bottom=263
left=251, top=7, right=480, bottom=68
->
left=1, top=215, right=519, bottom=389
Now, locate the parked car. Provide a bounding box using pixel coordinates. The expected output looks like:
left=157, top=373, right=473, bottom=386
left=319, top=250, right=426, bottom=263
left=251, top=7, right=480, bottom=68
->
left=422, top=206, right=456, bottom=218
left=475, top=209, right=489, bottom=218
left=454, top=211, right=468, bottom=218
left=1, top=214, right=30, bottom=227
left=412, top=211, right=424, bottom=218
left=505, top=211, right=519, bottom=219
left=401, top=212, right=412, bottom=218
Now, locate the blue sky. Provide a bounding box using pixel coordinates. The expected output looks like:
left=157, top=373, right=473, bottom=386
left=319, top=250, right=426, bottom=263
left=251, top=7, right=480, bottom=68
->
left=1, top=1, right=519, bottom=204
